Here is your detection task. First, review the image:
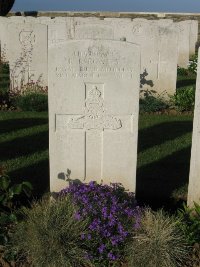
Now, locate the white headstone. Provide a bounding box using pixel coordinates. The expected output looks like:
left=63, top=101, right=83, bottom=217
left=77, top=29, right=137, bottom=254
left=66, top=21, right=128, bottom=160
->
left=73, top=17, right=100, bottom=25
left=0, top=17, right=9, bottom=61
left=48, top=39, right=140, bottom=193
left=72, top=18, right=178, bottom=97
left=153, top=23, right=178, bottom=96
left=104, top=18, right=132, bottom=22
left=176, top=21, right=190, bottom=68
left=73, top=18, right=157, bottom=91
left=39, top=17, right=73, bottom=45
left=154, top=19, right=173, bottom=27
left=188, top=48, right=200, bottom=207
left=38, top=16, right=53, bottom=23
left=5, top=23, right=48, bottom=91
left=74, top=20, right=114, bottom=40
left=189, top=20, right=198, bottom=56
left=8, top=16, right=26, bottom=23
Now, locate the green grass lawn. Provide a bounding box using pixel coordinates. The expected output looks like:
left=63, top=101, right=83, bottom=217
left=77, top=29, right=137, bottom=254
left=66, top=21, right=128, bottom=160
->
left=176, top=73, right=196, bottom=89
left=137, top=114, right=193, bottom=208
left=0, top=111, right=193, bottom=209
left=0, top=111, right=49, bottom=197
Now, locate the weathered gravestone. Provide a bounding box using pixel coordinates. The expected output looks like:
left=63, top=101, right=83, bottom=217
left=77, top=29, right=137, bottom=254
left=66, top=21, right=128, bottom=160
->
left=106, top=18, right=178, bottom=96
left=73, top=18, right=113, bottom=40
left=71, top=17, right=178, bottom=97
left=4, top=23, right=48, bottom=91
left=39, top=17, right=73, bottom=46
left=189, top=20, right=198, bottom=56
left=72, top=18, right=158, bottom=92
left=0, top=17, right=8, bottom=61
left=48, top=40, right=140, bottom=192
left=153, top=22, right=178, bottom=96
left=176, top=21, right=190, bottom=68
left=187, top=48, right=200, bottom=207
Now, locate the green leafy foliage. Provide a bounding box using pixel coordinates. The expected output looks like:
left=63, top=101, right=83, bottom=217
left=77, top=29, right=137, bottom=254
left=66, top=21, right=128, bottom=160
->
left=0, top=167, right=33, bottom=251
left=188, top=54, right=198, bottom=74
left=12, top=196, right=92, bottom=267
left=177, top=202, right=200, bottom=246
left=13, top=93, right=48, bottom=112
left=140, top=89, right=168, bottom=113
left=177, top=66, right=190, bottom=76
left=0, top=61, right=10, bottom=110
left=126, top=208, right=188, bottom=267
left=171, top=183, right=188, bottom=203
left=171, top=86, right=195, bottom=111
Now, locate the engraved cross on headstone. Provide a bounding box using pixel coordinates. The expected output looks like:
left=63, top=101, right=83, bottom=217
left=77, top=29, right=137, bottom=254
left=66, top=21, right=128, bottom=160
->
left=27, top=64, right=36, bottom=83
left=151, top=51, right=167, bottom=79
left=56, top=83, right=122, bottom=180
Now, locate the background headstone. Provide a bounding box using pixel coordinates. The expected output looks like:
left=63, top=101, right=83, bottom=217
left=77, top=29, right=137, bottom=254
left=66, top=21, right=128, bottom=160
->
left=189, top=20, right=198, bottom=56
left=176, top=21, right=190, bottom=68
left=73, top=19, right=114, bottom=40
left=187, top=48, right=200, bottom=207
left=72, top=17, right=178, bottom=97
left=0, top=17, right=9, bottom=61
left=39, top=17, right=73, bottom=46
left=5, top=22, right=48, bottom=91
left=153, top=23, right=178, bottom=96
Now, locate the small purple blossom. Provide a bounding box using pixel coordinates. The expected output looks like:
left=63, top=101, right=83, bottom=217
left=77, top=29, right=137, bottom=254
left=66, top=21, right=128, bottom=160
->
left=87, top=234, right=92, bottom=240
left=98, top=244, right=106, bottom=254
left=81, top=233, right=85, bottom=240
left=61, top=181, right=141, bottom=264
left=108, top=252, right=117, bottom=260
left=74, top=212, right=81, bottom=220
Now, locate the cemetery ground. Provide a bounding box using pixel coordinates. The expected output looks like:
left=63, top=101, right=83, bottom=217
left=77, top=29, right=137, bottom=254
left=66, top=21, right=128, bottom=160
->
left=0, top=13, right=199, bottom=266
left=0, top=68, right=199, bottom=266
left=0, top=65, right=197, bottom=207
left=0, top=111, right=194, bottom=208
left=0, top=113, right=195, bottom=266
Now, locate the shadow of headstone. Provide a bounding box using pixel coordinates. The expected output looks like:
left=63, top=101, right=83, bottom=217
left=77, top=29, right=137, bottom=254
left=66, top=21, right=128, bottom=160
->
left=140, top=69, right=154, bottom=89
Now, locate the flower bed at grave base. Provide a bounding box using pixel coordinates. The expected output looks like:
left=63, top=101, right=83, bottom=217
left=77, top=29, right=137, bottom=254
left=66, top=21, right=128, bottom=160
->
left=9, top=180, right=190, bottom=267
left=60, top=181, right=141, bottom=266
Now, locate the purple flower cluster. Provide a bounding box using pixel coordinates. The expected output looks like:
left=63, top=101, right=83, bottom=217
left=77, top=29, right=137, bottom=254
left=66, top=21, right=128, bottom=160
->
left=61, top=181, right=141, bottom=265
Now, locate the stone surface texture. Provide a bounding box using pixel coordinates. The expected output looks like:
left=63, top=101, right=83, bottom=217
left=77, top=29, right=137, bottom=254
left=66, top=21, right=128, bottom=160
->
left=176, top=21, right=190, bottom=68
left=188, top=47, right=200, bottom=207
left=5, top=22, right=48, bottom=90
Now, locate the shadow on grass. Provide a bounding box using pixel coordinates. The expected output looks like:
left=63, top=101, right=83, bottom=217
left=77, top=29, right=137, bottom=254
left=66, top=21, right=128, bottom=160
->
left=176, top=78, right=196, bottom=89
left=0, top=131, right=48, bottom=161
left=0, top=118, right=48, bottom=134
left=138, top=120, right=193, bottom=153
left=136, top=146, right=191, bottom=210
left=9, top=158, right=50, bottom=198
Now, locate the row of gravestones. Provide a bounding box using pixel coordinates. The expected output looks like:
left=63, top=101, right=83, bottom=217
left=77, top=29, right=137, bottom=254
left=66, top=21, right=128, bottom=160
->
left=0, top=16, right=199, bottom=206
left=0, top=16, right=198, bottom=98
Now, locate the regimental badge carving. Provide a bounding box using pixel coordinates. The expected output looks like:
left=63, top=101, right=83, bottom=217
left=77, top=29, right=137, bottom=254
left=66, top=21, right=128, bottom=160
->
left=10, top=30, right=36, bottom=91
left=132, top=24, right=143, bottom=35
left=68, top=86, right=122, bottom=130
left=19, top=31, right=36, bottom=46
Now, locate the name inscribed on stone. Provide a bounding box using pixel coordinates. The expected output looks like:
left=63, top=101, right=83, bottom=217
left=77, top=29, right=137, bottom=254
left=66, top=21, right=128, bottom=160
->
left=55, top=44, right=134, bottom=79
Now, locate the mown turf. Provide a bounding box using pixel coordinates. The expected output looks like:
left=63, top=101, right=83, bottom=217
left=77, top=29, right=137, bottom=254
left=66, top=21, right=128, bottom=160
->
left=176, top=73, right=196, bottom=90
left=137, top=114, right=193, bottom=208
left=0, top=111, right=49, bottom=197
left=0, top=111, right=193, bottom=208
